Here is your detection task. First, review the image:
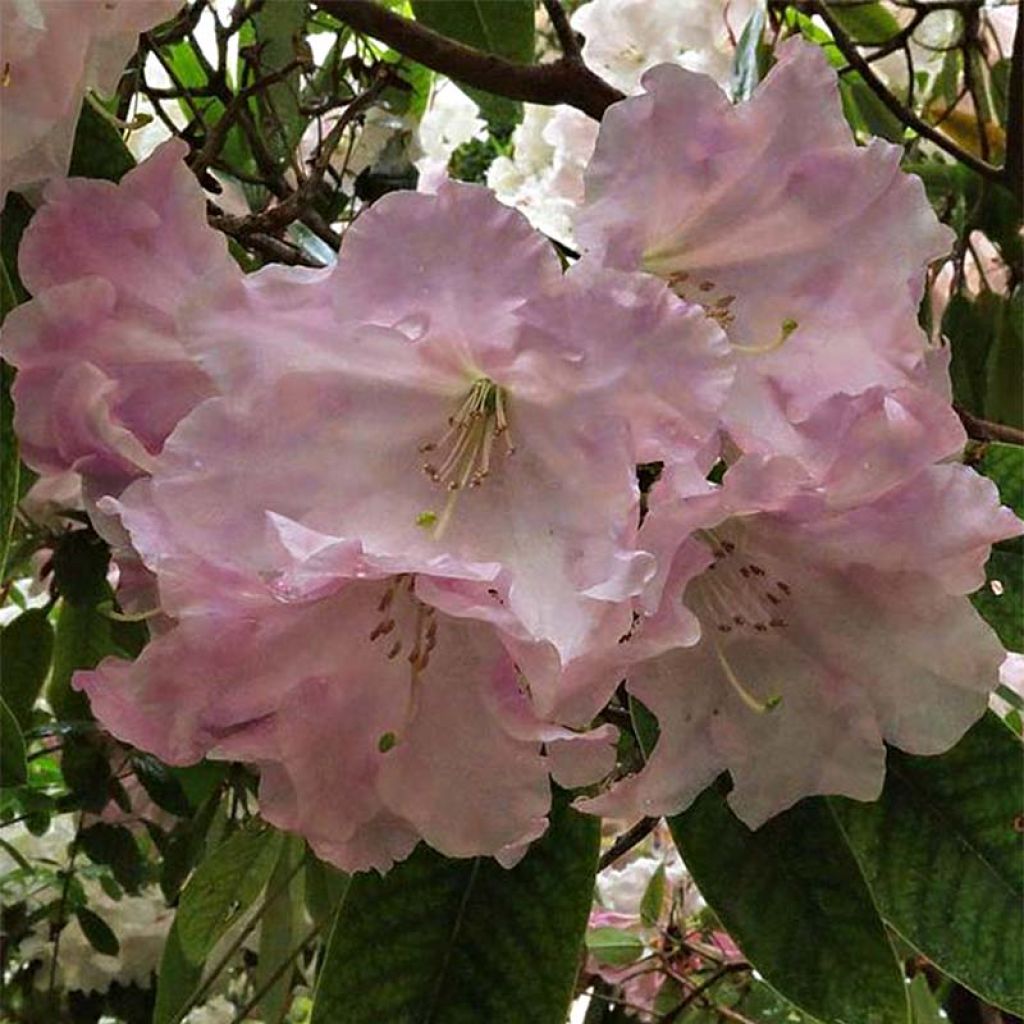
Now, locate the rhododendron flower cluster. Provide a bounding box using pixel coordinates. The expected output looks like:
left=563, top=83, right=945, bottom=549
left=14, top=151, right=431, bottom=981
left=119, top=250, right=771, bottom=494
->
left=3, top=33, right=1018, bottom=877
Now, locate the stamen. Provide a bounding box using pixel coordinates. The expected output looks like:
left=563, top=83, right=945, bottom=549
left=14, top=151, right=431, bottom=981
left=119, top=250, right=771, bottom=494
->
left=420, top=377, right=514, bottom=538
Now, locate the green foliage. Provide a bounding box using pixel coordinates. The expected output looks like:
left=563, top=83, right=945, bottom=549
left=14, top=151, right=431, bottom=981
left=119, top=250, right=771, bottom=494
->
left=76, top=905, right=121, bottom=957
left=153, top=921, right=204, bottom=1024
left=1, top=609, right=54, bottom=729
left=829, top=2, right=901, bottom=44
left=972, top=441, right=1023, bottom=650
left=68, top=99, right=136, bottom=182
left=256, top=835, right=307, bottom=1024
left=311, top=795, right=599, bottom=1024
left=79, top=822, right=147, bottom=894
left=833, top=714, right=1024, bottom=1015
left=667, top=782, right=908, bottom=1024
left=176, top=824, right=284, bottom=963
left=730, top=3, right=769, bottom=102
left=585, top=926, right=645, bottom=967
left=252, top=0, right=311, bottom=159
left=410, top=0, right=533, bottom=127
left=1, top=695, right=27, bottom=788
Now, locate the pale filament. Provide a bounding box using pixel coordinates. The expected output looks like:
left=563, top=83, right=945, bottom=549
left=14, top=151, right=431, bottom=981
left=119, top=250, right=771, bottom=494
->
left=419, top=377, right=514, bottom=538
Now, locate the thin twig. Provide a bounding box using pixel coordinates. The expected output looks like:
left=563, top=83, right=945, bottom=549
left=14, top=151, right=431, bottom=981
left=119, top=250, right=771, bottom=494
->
left=814, top=1, right=1004, bottom=182
left=956, top=405, right=1024, bottom=445
left=598, top=817, right=660, bottom=871
left=542, top=0, right=583, bottom=63
left=315, top=0, right=623, bottom=120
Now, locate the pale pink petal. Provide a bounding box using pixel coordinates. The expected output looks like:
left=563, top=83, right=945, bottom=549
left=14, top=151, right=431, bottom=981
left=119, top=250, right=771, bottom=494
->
left=0, top=0, right=180, bottom=197
left=2, top=141, right=230, bottom=496
left=577, top=39, right=954, bottom=451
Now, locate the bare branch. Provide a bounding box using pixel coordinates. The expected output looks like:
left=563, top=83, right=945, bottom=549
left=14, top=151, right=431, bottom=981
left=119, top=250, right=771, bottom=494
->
left=542, top=0, right=583, bottom=63
left=814, top=1, right=1004, bottom=182
left=598, top=816, right=660, bottom=871
left=315, top=0, right=624, bottom=120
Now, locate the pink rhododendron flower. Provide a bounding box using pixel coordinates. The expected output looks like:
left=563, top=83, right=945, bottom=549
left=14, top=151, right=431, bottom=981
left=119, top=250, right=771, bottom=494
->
left=72, top=166, right=734, bottom=869
left=579, top=386, right=1021, bottom=826
left=1, top=140, right=232, bottom=501
left=0, top=0, right=180, bottom=198
left=576, top=39, right=954, bottom=454
left=79, top=558, right=616, bottom=872
left=113, top=180, right=731, bottom=690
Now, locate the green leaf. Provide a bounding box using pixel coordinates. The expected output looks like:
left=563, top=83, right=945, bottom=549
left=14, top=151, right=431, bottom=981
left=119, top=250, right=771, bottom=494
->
left=730, top=2, right=768, bottom=102
left=252, top=0, right=310, bottom=159
left=971, top=441, right=1023, bottom=650
left=48, top=598, right=109, bottom=722
left=585, top=926, right=646, bottom=967
left=830, top=2, right=901, bottom=43
left=832, top=714, right=1024, bottom=1015
left=667, top=782, right=908, bottom=1024
left=176, top=825, right=284, bottom=963
left=639, top=861, right=666, bottom=925
left=311, top=794, right=599, bottom=1024
left=410, top=0, right=533, bottom=127
left=0, top=609, right=54, bottom=728
left=132, top=753, right=193, bottom=817
left=303, top=851, right=350, bottom=926
left=257, top=835, right=306, bottom=1024
left=907, top=976, right=945, bottom=1024
left=154, top=920, right=204, bottom=1024
left=61, top=736, right=113, bottom=812
left=984, top=287, right=1022, bottom=429
left=68, top=99, right=135, bottom=182
left=1, top=696, right=27, bottom=788
left=75, top=905, right=120, bottom=956
left=79, top=822, right=147, bottom=893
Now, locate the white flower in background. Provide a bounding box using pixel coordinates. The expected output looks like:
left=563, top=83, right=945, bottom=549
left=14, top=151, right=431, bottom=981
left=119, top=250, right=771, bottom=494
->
left=487, top=105, right=596, bottom=245
left=991, top=651, right=1024, bottom=720
left=414, top=79, right=486, bottom=190
left=574, top=0, right=753, bottom=90
left=487, top=0, right=751, bottom=245
left=3, top=818, right=172, bottom=995
left=183, top=995, right=243, bottom=1024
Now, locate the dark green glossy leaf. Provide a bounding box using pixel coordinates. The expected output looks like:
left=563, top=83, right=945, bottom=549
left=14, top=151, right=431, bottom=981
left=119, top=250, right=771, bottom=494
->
left=176, top=825, right=283, bottom=963
left=667, top=782, right=907, bottom=1024
left=61, top=736, right=113, bottom=812
left=0, top=608, right=54, bottom=728
left=68, top=99, right=135, bottom=182
left=311, top=794, right=599, bottom=1024
left=132, top=752, right=193, bottom=817
left=410, top=0, right=533, bottom=127
left=75, top=905, right=120, bottom=956
left=972, top=441, right=1023, bottom=649
left=1, top=695, right=27, bottom=788
left=79, top=822, right=146, bottom=894
left=832, top=714, right=1024, bottom=1015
